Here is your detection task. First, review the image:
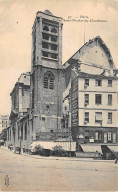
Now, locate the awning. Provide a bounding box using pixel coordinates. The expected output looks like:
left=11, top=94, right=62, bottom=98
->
left=30, top=141, right=76, bottom=151
left=107, top=145, right=118, bottom=153
left=80, top=144, right=102, bottom=153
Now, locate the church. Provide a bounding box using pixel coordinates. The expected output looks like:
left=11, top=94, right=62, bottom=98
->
left=6, top=10, right=118, bottom=149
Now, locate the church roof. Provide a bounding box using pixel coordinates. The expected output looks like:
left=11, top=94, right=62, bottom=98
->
left=63, top=36, right=115, bottom=70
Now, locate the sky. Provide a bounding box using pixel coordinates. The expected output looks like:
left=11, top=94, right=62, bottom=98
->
left=0, top=0, right=118, bottom=115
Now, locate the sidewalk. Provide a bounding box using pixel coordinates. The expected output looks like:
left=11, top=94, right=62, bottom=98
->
left=0, top=146, right=114, bottom=163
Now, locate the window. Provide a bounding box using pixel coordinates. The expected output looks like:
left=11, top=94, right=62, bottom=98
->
left=108, top=112, right=112, bottom=124
left=84, top=112, right=89, bottom=123
left=42, top=42, right=49, bottom=49
left=84, top=94, right=89, bottom=106
left=95, top=79, right=102, bottom=86
left=50, top=129, right=54, bottom=133
left=108, top=94, right=112, bottom=105
left=108, top=80, right=112, bottom=87
left=51, top=44, right=57, bottom=51
left=42, top=33, right=49, bottom=40
left=42, top=51, right=49, bottom=57
left=42, top=117, right=45, bottom=121
left=61, top=118, right=65, bottom=128
left=51, top=35, right=57, bottom=42
left=108, top=132, right=112, bottom=141
left=46, top=105, right=50, bottom=114
left=95, top=94, right=102, bottom=105
left=51, top=28, right=57, bottom=33
left=85, top=130, right=89, bottom=140
left=113, top=133, right=116, bottom=143
left=51, top=53, right=58, bottom=59
left=43, top=26, right=49, bottom=31
left=24, top=123, right=27, bottom=140
left=65, top=106, right=67, bottom=110
left=44, top=72, right=54, bottom=89
left=95, top=112, right=102, bottom=123
left=95, top=132, right=102, bottom=140
left=95, top=132, right=98, bottom=140
left=21, top=125, right=23, bottom=140
left=84, top=79, right=89, bottom=87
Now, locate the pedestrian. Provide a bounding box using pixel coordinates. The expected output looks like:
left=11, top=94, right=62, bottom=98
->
left=115, top=154, right=118, bottom=164
left=23, top=145, right=25, bottom=153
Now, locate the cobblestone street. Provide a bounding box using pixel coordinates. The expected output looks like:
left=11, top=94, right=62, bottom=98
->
left=0, top=147, right=117, bottom=192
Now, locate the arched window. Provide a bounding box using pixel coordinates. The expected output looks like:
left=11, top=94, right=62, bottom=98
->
left=44, top=72, right=54, bottom=89
left=43, top=26, right=49, bottom=31
left=51, top=28, right=57, bottom=33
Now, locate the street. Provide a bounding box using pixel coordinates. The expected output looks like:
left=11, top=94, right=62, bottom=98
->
left=0, top=147, right=118, bottom=192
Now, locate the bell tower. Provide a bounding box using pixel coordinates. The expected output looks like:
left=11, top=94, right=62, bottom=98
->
left=31, top=9, right=63, bottom=70
left=30, top=10, right=65, bottom=140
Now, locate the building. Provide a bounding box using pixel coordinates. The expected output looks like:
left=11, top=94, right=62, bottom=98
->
left=0, top=114, right=10, bottom=133
left=7, top=72, right=30, bottom=146
left=0, top=126, right=9, bottom=145
left=29, top=10, right=65, bottom=141
left=6, top=11, right=118, bottom=148
left=63, top=36, right=118, bottom=144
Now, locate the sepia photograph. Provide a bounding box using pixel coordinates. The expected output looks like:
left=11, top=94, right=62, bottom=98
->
left=0, top=0, right=118, bottom=192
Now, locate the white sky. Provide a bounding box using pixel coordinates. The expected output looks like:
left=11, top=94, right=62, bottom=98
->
left=0, top=0, right=118, bottom=115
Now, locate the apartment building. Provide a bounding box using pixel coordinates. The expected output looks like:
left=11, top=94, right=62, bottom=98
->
left=0, top=114, right=10, bottom=133
left=63, top=36, right=118, bottom=144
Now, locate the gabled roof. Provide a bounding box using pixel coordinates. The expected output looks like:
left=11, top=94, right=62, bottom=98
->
left=44, top=10, right=53, bottom=16
left=63, top=36, right=115, bottom=70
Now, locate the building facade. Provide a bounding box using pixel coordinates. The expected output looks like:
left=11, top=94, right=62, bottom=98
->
left=7, top=72, right=30, bottom=146
left=0, top=114, right=10, bottom=134
left=63, top=36, right=118, bottom=144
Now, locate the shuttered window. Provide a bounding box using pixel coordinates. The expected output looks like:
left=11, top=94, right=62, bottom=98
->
left=44, top=72, right=54, bottom=89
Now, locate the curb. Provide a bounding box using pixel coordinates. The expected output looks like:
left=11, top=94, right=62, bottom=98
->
left=0, top=146, right=115, bottom=163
